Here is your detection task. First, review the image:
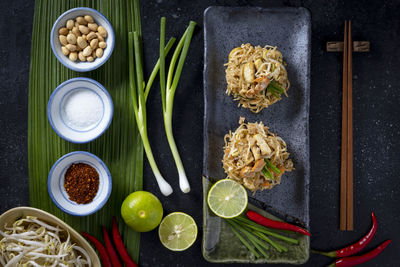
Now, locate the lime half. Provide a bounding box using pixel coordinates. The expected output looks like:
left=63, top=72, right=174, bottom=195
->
left=207, top=179, right=248, bottom=218
left=158, top=212, right=198, bottom=251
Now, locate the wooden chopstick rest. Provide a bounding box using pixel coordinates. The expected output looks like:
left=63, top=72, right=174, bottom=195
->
left=327, top=41, right=370, bottom=52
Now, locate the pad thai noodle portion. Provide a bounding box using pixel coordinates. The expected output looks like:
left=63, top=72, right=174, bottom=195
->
left=0, top=216, right=91, bottom=266
left=225, top=43, right=290, bottom=113
left=223, top=117, right=294, bottom=191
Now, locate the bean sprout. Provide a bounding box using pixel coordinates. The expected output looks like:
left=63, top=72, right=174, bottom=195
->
left=0, top=216, right=91, bottom=266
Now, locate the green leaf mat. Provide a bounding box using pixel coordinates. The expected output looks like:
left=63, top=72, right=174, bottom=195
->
left=28, top=0, right=142, bottom=262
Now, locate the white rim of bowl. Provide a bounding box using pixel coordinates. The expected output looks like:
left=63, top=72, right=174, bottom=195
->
left=47, top=151, right=112, bottom=216
left=47, top=77, right=114, bottom=144
left=50, top=7, right=115, bottom=72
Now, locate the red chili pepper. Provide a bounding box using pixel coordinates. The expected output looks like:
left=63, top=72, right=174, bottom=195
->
left=328, top=240, right=392, bottom=267
left=102, top=226, right=122, bottom=267
left=81, top=232, right=112, bottom=267
left=312, top=212, right=378, bottom=258
left=246, top=210, right=311, bottom=236
left=112, top=217, right=138, bottom=267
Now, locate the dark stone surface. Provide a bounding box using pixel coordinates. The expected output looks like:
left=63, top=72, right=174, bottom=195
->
left=0, top=0, right=399, bottom=266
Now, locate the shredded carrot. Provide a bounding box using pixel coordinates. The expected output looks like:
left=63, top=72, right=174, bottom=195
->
left=253, top=76, right=270, bottom=83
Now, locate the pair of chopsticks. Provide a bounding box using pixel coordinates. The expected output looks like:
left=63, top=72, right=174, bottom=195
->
left=340, top=20, right=353, bottom=231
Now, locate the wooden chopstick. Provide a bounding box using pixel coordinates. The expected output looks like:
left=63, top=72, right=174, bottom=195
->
left=340, top=20, right=354, bottom=231
left=346, top=21, right=354, bottom=231
left=340, top=20, right=348, bottom=231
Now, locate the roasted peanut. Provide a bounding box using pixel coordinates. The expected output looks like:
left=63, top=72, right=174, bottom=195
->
left=78, top=25, right=89, bottom=35
left=76, top=16, right=87, bottom=25
left=66, top=33, right=77, bottom=44
left=90, top=38, right=98, bottom=49
left=77, top=36, right=87, bottom=49
left=78, top=51, right=86, bottom=61
left=74, top=21, right=80, bottom=28
left=86, top=32, right=97, bottom=41
left=95, top=32, right=104, bottom=42
left=61, top=46, right=70, bottom=56
left=88, top=23, right=98, bottom=31
left=72, top=27, right=81, bottom=37
left=69, top=52, right=78, bottom=61
left=59, top=27, right=68, bottom=35
left=65, top=44, right=77, bottom=52
left=66, top=20, right=74, bottom=29
left=97, top=26, right=107, bottom=38
left=82, top=46, right=92, bottom=57
left=96, top=48, right=103, bottom=58
left=98, top=41, right=106, bottom=49
left=59, top=35, right=68, bottom=46
left=87, top=56, right=94, bottom=62
left=84, top=15, right=94, bottom=23
left=92, top=50, right=97, bottom=59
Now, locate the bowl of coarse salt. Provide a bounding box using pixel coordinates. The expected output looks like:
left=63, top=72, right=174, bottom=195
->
left=48, top=77, right=113, bottom=143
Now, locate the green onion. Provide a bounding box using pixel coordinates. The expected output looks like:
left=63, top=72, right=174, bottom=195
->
left=160, top=17, right=167, bottom=112
left=144, top=38, right=176, bottom=100
left=251, top=230, right=288, bottom=252
left=240, top=223, right=283, bottom=252
left=229, top=220, right=269, bottom=258
left=267, top=80, right=285, bottom=97
left=267, top=85, right=281, bottom=95
left=227, top=220, right=260, bottom=258
left=269, top=91, right=280, bottom=98
left=159, top=18, right=197, bottom=193
left=262, top=167, right=273, bottom=179
left=233, top=219, right=287, bottom=253
left=264, top=159, right=281, bottom=175
left=129, top=32, right=173, bottom=196
left=233, top=216, right=299, bottom=245
left=269, top=81, right=285, bottom=94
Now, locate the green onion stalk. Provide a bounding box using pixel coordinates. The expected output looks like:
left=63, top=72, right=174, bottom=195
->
left=159, top=18, right=197, bottom=193
left=128, top=31, right=176, bottom=196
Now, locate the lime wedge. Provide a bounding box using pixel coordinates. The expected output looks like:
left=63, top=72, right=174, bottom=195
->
left=158, top=212, right=198, bottom=251
left=207, top=179, right=248, bottom=218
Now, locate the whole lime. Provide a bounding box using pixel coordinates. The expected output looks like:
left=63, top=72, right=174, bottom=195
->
left=121, top=191, right=163, bottom=232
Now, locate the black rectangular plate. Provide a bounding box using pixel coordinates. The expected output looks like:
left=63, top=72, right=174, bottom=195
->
left=202, top=6, right=311, bottom=263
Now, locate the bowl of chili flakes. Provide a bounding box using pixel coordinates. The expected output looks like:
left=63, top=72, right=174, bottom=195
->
left=48, top=151, right=112, bottom=216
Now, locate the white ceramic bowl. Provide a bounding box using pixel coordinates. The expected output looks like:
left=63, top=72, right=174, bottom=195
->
left=50, top=7, right=115, bottom=72
left=0, top=207, right=101, bottom=265
left=48, top=77, right=113, bottom=143
left=48, top=151, right=112, bottom=216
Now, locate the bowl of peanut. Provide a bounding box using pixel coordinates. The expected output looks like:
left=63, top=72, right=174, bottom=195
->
left=50, top=7, right=115, bottom=72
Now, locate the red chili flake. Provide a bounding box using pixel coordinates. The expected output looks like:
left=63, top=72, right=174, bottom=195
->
left=64, top=163, right=99, bottom=204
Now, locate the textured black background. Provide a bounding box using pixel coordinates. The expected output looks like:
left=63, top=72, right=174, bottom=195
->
left=0, top=0, right=399, bottom=266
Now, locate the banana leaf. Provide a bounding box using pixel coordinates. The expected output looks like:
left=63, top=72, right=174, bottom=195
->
left=28, top=0, right=142, bottom=262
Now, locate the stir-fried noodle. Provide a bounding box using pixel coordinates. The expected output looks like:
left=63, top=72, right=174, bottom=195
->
left=223, top=117, right=293, bottom=191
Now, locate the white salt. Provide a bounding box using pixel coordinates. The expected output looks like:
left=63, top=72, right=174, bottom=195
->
left=61, top=89, right=103, bottom=131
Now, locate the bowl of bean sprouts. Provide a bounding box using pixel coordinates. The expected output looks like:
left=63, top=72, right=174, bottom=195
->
left=0, top=206, right=100, bottom=266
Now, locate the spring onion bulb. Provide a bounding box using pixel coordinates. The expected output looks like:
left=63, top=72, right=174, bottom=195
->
left=159, top=17, right=197, bottom=193
left=128, top=31, right=177, bottom=196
